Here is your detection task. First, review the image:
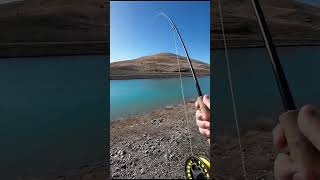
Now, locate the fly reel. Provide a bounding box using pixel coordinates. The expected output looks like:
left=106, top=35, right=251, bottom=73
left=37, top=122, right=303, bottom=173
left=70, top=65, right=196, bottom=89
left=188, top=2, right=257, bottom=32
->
left=185, top=156, right=210, bottom=179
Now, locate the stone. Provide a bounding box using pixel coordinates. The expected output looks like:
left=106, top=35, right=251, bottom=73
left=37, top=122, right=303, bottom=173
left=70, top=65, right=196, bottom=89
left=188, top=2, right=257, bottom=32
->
left=169, top=154, right=175, bottom=159
left=140, top=168, right=146, bottom=174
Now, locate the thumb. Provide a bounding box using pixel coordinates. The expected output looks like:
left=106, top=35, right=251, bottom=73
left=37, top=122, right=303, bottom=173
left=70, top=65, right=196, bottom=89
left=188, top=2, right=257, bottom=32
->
left=203, top=95, right=210, bottom=110
left=298, top=105, right=320, bottom=151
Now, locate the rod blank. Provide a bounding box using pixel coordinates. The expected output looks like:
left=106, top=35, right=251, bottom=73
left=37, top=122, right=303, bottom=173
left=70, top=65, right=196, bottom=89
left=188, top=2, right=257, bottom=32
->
left=161, top=13, right=203, bottom=97
left=250, top=0, right=296, bottom=111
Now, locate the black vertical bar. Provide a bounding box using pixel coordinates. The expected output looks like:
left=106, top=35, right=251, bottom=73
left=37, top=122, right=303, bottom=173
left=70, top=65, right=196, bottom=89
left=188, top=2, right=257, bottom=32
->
left=250, top=0, right=296, bottom=111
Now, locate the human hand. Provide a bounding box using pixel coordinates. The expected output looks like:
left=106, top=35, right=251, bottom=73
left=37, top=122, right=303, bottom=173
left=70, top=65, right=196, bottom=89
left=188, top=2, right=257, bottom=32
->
left=273, top=105, right=320, bottom=180
left=195, top=95, right=210, bottom=139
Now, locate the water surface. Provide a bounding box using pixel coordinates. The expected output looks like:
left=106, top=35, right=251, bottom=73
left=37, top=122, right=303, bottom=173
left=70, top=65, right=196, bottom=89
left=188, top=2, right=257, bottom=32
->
left=213, top=46, right=320, bottom=135
left=110, top=76, right=210, bottom=119
left=0, top=55, right=108, bottom=179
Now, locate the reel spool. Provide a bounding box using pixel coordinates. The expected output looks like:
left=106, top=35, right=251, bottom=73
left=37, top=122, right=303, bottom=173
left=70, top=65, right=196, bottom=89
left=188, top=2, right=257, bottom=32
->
left=185, top=156, right=210, bottom=179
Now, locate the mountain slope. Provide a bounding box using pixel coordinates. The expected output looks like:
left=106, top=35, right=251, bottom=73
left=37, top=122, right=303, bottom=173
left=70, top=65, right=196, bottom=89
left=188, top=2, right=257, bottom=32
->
left=0, top=0, right=107, bottom=57
left=110, top=53, right=210, bottom=80
left=0, top=0, right=106, bottom=42
left=212, top=0, right=320, bottom=48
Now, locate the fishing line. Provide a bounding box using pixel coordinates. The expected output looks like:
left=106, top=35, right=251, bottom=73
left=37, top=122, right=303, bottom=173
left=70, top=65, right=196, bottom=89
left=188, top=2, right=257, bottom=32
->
left=159, top=12, right=210, bottom=179
left=217, top=0, right=247, bottom=179
left=159, top=11, right=194, bottom=157
left=172, top=27, right=194, bottom=157
left=160, top=12, right=203, bottom=97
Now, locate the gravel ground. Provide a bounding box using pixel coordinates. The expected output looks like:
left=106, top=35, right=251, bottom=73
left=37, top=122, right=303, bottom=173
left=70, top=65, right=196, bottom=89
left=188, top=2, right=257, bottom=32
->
left=212, top=126, right=277, bottom=179
left=111, top=101, right=280, bottom=179
left=110, top=101, right=210, bottom=179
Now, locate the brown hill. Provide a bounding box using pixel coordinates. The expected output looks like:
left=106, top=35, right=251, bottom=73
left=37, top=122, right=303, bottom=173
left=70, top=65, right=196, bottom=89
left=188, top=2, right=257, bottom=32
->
left=0, top=0, right=107, bottom=57
left=212, top=0, right=320, bottom=48
left=1, top=0, right=319, bottom=56
left=110, top=53, right=210, bottom=80
left=0, top=0, right=106, bottom=42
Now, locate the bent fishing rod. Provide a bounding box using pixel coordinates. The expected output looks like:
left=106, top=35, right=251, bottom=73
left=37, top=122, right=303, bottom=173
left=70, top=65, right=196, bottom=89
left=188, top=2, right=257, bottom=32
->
left=251, top=0, right=319, bottom=173
left=250, top=0, right=295, bottom=111
left=161, top=13, right=203, bottom=97
left=160, top=13, right=210, bottom=179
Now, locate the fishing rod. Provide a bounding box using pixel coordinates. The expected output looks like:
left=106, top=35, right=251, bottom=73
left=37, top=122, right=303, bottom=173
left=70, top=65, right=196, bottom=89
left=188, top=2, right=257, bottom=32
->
left=161, top=13, right=203, bottom=97
left=250, top=0, right=318, bottom=174
left=160, top=13, right=210, bottom=179
left=250, top=0, right=295, bottom=111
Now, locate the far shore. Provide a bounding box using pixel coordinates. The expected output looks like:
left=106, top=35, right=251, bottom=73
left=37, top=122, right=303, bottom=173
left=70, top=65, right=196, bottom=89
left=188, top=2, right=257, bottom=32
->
left=212, top=41, right=320, bottom=50
left=0, top=41, right=319, bottom=58
left=0, top=41, right=107, bottom=58
left=110, top=73, right=210, bottom=80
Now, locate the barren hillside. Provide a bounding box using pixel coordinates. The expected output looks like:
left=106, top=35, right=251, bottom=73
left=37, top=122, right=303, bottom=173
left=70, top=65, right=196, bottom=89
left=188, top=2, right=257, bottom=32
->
left=0, top=0, right=108, bottom=57
left=110, top=53, right=210, bottom=79
left=212, top=0, right=320, bottom=48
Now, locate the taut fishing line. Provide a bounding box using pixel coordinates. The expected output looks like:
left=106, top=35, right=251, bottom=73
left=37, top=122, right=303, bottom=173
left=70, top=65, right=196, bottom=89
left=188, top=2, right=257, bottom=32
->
left=158, top=12, right=210, bottom=179
left=172, top=26, right=194, bottom=157
left=217, top=0, right=247, bottom=179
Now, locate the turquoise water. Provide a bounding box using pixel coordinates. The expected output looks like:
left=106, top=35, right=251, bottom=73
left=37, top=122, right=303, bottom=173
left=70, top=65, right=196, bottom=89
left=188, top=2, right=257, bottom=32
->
left=213, top=46, right=320, bottom=134
left=297, top=0, right=320, bottom=6
left=110, top=76, right=210, bottom=119
left=0, top=46, right=319, bottom=177
left=0, top=55, right=108, bottom=179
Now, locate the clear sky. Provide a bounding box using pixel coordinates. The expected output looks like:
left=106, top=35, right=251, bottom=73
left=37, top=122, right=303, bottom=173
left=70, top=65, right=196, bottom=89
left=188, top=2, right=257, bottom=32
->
left=110, top=1, right=210, bottom=63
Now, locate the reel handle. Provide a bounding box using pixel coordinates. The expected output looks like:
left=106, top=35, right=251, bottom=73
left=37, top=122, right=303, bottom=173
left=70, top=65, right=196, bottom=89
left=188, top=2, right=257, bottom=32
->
left=279, top=110, right=320, bottom=173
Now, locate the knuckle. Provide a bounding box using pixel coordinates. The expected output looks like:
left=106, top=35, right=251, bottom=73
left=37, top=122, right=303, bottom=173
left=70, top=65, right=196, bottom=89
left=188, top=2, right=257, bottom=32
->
left=202, top=114, right=207, bottom=120
left=199, top=128, right=204, bottom=134
left=196, top=119, right=201, bottom=126
left=205, top=122, right=210, bottom=129
left=196, top=111, right=202, bottom=118
left=206, top=130, right=210, bottom=137
left=202, top=113, right=210, bottom=121
left=199, top=121, right=207, bottom=129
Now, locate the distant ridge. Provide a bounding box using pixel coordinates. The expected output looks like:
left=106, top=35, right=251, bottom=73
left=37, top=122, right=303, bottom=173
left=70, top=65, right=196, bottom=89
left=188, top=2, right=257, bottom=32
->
left=110, top=53, right=210, bottom=80
left=212, top=0, right=320, bottom=48
left=0, top=0, right=107, bottom=57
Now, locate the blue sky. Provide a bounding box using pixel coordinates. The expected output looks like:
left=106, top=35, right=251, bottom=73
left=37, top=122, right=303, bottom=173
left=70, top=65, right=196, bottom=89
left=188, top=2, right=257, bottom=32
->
left=110, top=1, right=210, bottom=63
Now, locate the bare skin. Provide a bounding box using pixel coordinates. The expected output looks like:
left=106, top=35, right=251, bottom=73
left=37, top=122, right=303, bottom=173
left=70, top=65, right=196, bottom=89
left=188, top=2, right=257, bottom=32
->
left=195, top=95, right=210, bottom=140
left=273, top=105, right=320, bottom=180
left=195, top=96, right=320, bottom=180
